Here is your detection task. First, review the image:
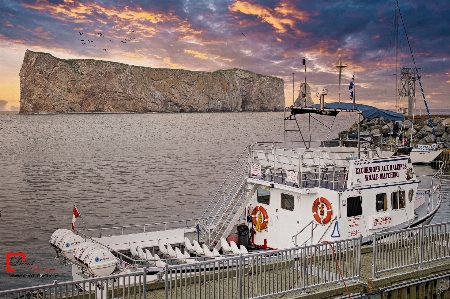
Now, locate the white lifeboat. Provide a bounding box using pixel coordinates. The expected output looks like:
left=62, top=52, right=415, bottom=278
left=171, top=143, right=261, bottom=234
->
left=58, top=232, right=85, bottom=260
left=74, top=243, right=117, bottom=276
left=50, top=229, right=72, bottom=249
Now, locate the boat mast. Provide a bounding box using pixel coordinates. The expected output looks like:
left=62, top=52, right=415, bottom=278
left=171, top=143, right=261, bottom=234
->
left=395, top=0, right=399, bottom=112
left=335, top=56, right=347, bottom=109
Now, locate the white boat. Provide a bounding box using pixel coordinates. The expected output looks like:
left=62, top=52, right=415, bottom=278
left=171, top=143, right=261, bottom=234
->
left=49, top=87, right=443, bottom=286
left=409, top=144, right=443, bottom=164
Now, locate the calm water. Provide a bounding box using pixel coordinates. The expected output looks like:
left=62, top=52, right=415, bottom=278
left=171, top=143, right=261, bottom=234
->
left=0, top=112, right=448, bottom=290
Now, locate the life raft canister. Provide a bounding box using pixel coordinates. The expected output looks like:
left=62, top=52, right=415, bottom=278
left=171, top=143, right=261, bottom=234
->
left=251, top=205, right=269, bottom=232
left=312, top=197, right=333, bottom=224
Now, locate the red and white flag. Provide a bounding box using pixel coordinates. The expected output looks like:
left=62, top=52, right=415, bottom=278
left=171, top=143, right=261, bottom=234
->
left=72, top=205, right=80, bottom=230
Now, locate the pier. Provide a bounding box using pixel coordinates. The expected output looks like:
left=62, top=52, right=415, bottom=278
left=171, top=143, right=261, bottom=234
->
left=2, top=222, right=450, bottom=299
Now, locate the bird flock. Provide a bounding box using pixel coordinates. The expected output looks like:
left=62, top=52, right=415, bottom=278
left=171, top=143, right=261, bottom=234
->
left=77, top=31, right=138, bottom=52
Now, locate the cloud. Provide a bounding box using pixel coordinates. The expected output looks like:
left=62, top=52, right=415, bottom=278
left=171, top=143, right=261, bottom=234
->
left=228, top=0, right=309, bottom=36
left=184, top=49, right=207, bottom=59
left=10, top=105, right=20, bottom=111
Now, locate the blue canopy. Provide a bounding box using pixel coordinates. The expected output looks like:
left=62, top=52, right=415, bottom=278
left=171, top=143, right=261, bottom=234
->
left=309, top=102, right=404, bottom=121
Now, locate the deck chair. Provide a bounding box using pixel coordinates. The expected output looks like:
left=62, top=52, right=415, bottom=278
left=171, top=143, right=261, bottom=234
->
left=166, top=243, right=177, bottom=258
left=136, top=246, right=146, bottom=260
left=154, top=254, right=166, bottom=268
left=193, top=240, right=204, bottom=255
left=184, top=250, right=196, bottom=264
left=239, top=245, right=248, bottom=254
left=184, top=237, right=195, bottom=252
left=158, top=240, right=169, bottom=256
left=256, top=150, right=272, bottom=178
left=230, top=241, right=241, bottom=255
left=212, top=248, right=221, bottom=258
left=175, top=247, right=186, bottom=262
left=129, top=243, right=138, bottom=257
left=202, top=244, right=214, bottom=258
left=220, top=237, right=233, bottom=253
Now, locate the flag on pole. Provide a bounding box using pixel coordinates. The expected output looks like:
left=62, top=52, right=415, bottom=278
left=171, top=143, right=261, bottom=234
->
left=72, top=205, right=80, bottom=230
left=349, top=74, right=354, bottom=100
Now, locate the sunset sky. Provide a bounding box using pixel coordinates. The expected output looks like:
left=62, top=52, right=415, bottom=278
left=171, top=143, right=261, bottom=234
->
left=0, top=0, right=449, bottom=112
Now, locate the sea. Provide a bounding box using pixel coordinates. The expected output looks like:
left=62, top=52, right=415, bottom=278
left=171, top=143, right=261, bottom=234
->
left=0, top=111, right=449, bottom=290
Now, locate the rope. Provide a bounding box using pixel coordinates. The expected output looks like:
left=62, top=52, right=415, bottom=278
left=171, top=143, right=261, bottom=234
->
left=322, top=240, right=352, bottom=298
left=397, top=2, right=436, bottom=140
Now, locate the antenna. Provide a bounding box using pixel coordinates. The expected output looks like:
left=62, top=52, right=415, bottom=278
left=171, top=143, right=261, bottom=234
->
left=334, top=56, right=347, bottom=108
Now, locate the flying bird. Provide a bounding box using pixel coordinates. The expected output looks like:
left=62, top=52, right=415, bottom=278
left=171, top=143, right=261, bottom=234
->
left=242, top=33, right=246, bottom=37
left=79, top=32, right=83, bottom=35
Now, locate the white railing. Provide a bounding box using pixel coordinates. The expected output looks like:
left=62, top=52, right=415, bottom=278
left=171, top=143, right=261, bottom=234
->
left=165, top=237, right=361, bottom=299
left=0, top=269, right=148, bottom=299
left=1, top=238, right=361, bottom=299
left=372, top=221, right=450, bottom=278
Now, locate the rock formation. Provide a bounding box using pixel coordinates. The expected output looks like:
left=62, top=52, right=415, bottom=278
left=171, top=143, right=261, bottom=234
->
left=19, top=50, right=284, bottom=114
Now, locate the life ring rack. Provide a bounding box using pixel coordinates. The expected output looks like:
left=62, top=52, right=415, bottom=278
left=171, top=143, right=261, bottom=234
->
left=251, top=205, right=269, bottom=232
left=312, top=197, right=333, bottom=224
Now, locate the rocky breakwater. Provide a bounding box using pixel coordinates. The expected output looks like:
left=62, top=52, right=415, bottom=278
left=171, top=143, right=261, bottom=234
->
left=345, top=117, right=450, bottom=148
left=19, top=50, right=284, bottom=114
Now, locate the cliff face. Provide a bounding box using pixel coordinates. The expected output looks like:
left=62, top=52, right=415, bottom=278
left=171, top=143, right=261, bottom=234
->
left=19, top=50, right=284, bottom=114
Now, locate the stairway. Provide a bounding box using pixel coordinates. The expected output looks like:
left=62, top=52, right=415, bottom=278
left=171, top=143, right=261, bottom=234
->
left=196, top=147, right=260, bottom=248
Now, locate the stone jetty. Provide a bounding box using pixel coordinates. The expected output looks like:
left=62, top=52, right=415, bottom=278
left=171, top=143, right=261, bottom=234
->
left=344, top=116, right=450, bottom=148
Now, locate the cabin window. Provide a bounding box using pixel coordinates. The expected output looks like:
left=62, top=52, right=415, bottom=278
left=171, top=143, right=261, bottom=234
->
left=391, top=192, right=399, bottom=209
left=347, top=196, right=362, bottom=217
left=257, top=187, right=270, bottom=205
left=376, top=193, right=387, bottom=212
left=399, top=190, right=406, bottom=209
left=391, top=190, right=406, bottom=210
left=281, top=193, right=294, bottom=211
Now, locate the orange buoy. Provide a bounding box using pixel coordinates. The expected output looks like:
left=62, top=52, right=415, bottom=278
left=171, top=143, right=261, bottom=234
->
left=312, top=197, right=333, bottom=224
left=251, top=205, right=269, bottom=232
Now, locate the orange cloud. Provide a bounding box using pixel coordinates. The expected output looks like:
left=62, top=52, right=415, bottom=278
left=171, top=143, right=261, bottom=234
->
left=22, top=0, right=201, bottom=39
left=228, top=0, right=309, bottom=36
left=184, top=50, right=208, bottom=59
left=163, top=57, right=182, bottom=68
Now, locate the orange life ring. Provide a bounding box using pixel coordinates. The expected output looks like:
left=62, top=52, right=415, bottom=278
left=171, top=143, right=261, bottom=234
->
left=251, top=205, right=269, bottom=232
left=312, top=197, right=333, bottom=224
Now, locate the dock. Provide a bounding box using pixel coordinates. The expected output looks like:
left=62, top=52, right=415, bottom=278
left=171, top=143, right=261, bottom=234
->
left=2, top=221, right=450, bottom=299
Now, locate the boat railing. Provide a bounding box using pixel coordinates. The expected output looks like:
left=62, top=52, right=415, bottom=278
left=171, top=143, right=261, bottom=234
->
left=292, top=216, right=338, bottom=247
left=198, top=146, right=250, bottom=226
left=292, top=220, right=316, bottom=246
left=195, top=146, right=254, bottom=246
left=78, top=218, right=198, bottom=237
left=250, top=143, right=354, bottom=191
left=415, top=161, right=444, bottom=217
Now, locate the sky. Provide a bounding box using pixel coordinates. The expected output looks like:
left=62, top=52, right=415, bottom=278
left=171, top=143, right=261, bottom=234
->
left=0, top=0, right=449, bottom=112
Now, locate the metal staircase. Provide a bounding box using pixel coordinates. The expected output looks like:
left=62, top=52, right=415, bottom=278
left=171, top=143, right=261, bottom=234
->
left=196, top=146, right=260, bottom=248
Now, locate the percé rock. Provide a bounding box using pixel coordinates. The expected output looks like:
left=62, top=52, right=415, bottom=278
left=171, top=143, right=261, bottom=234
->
left=19, top=50, right=284, bottom=114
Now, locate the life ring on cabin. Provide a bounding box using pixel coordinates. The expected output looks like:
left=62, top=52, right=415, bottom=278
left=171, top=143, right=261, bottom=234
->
left=251, top=206, right=269, bottom=232
left=312, top=197, right=333, bottom=225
